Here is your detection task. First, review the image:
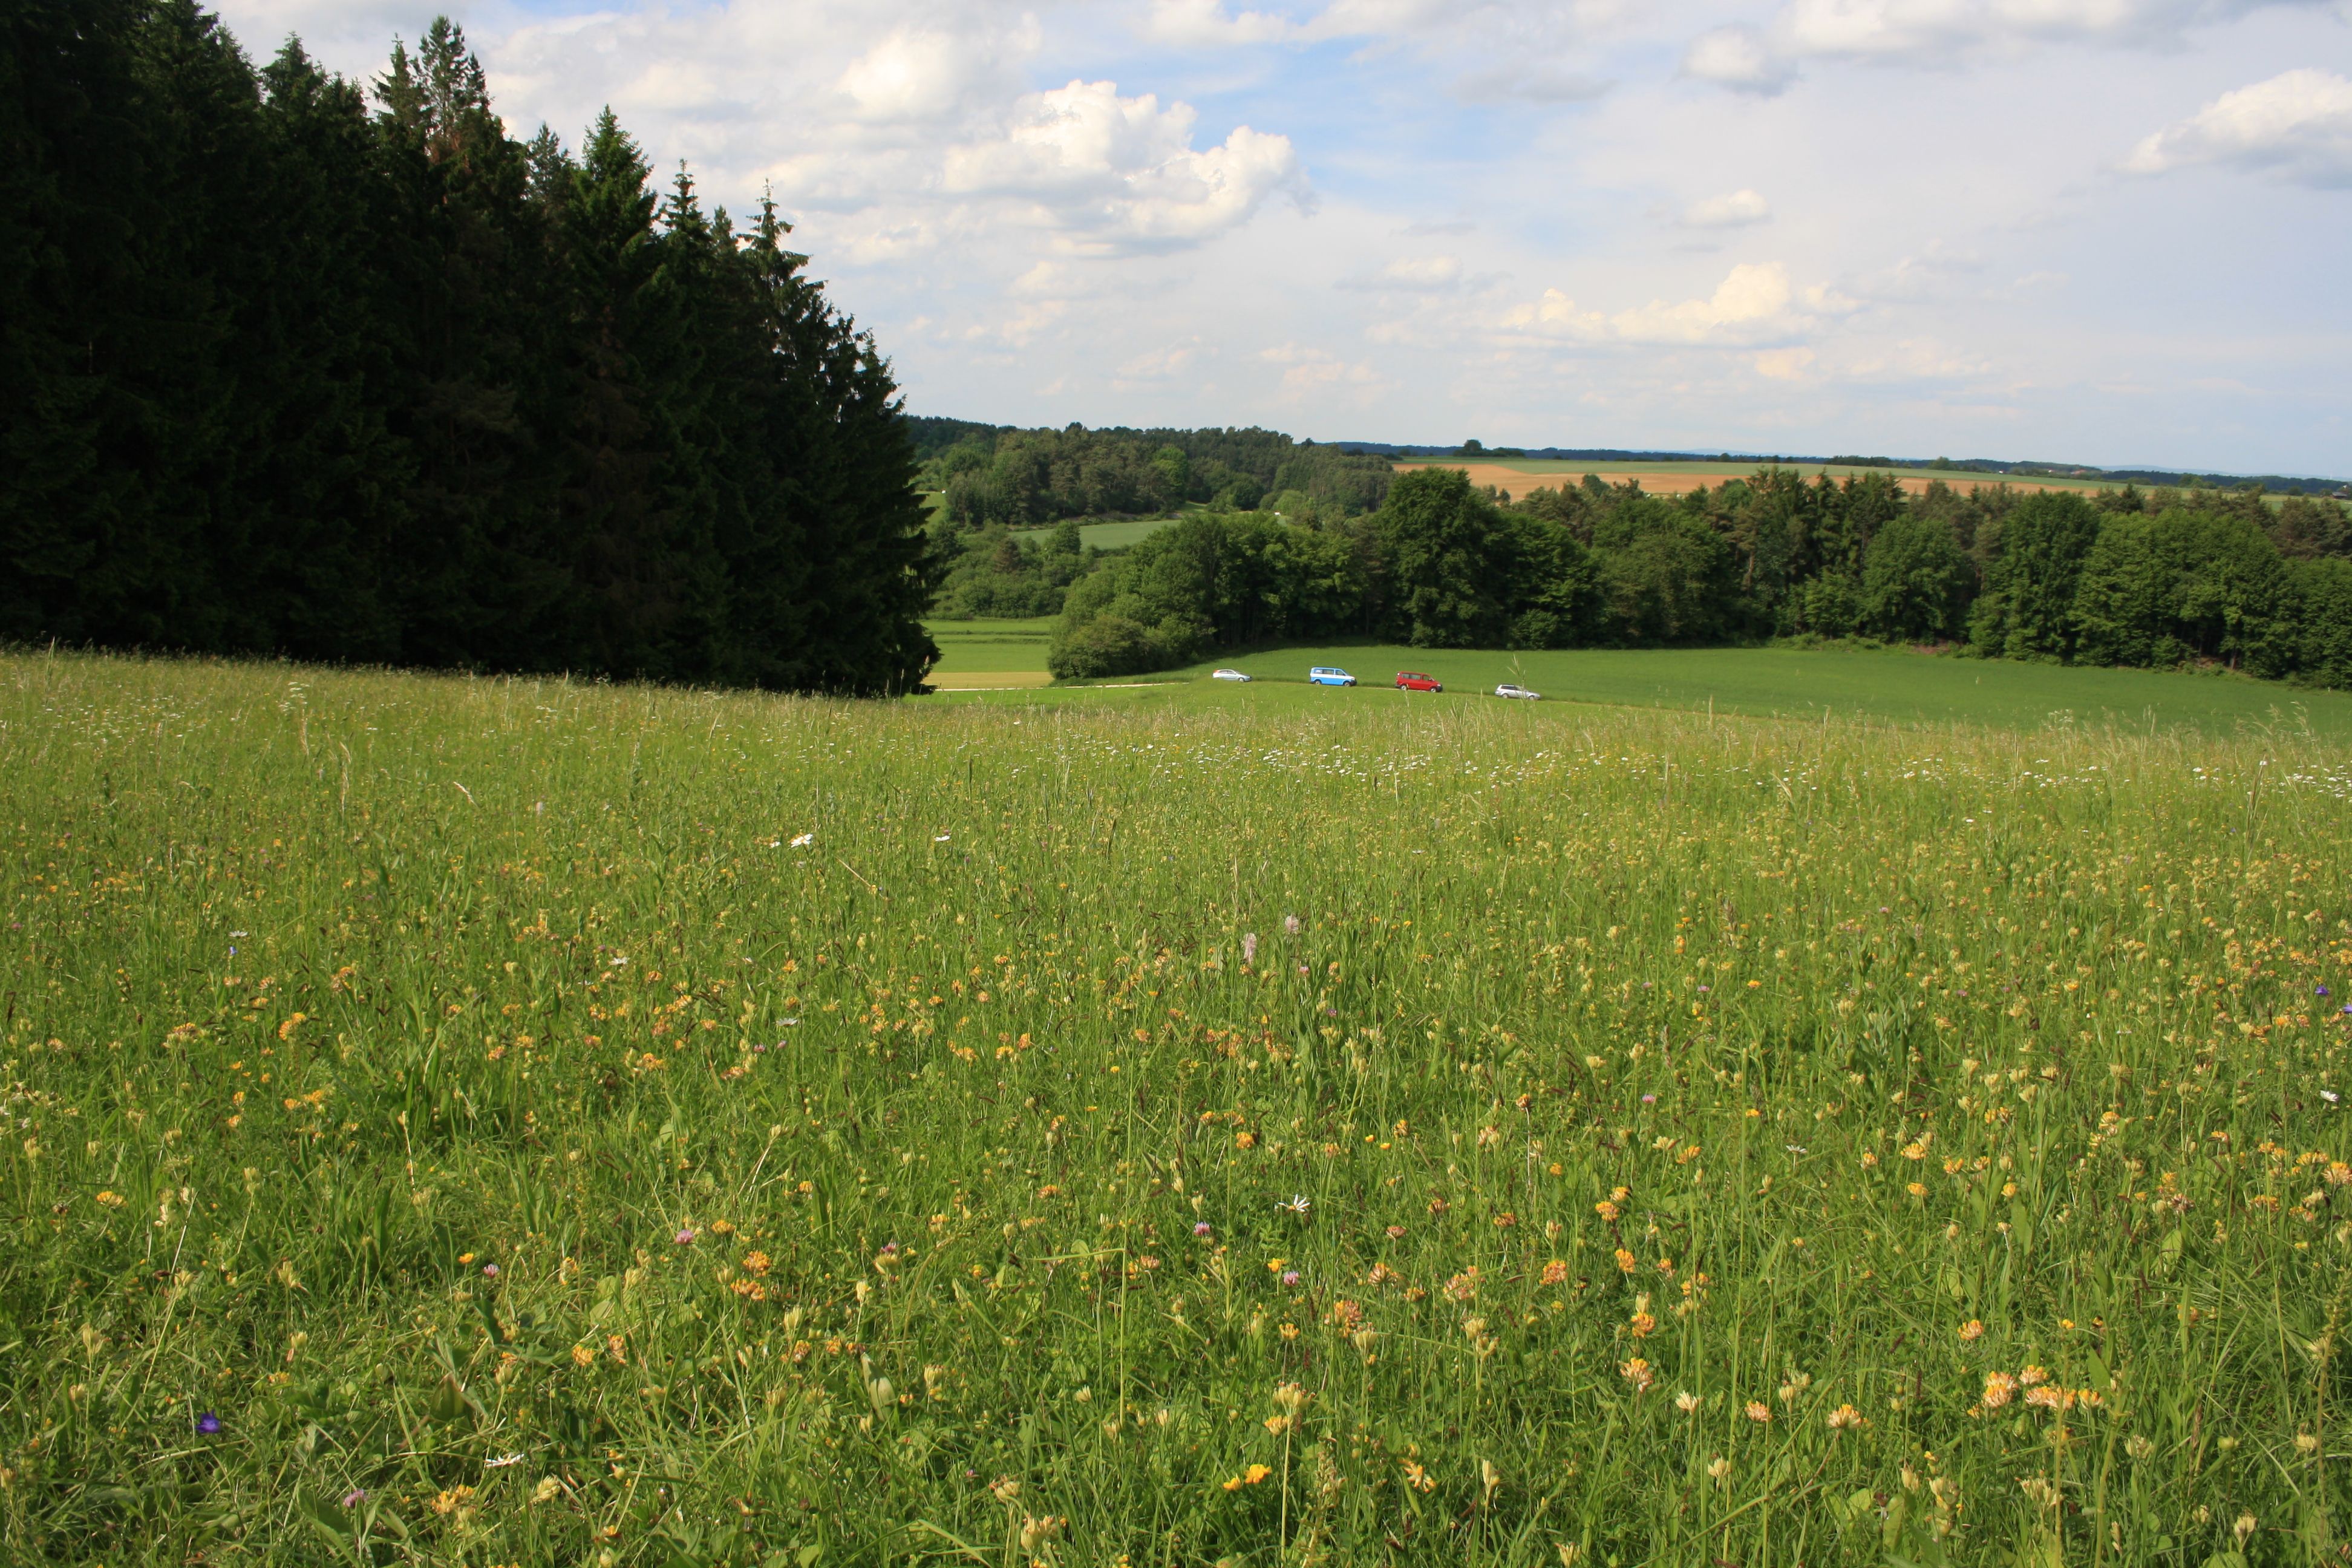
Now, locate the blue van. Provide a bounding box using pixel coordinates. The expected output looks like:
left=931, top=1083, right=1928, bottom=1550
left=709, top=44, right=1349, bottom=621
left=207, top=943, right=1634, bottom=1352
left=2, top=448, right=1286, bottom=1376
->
left=1308, top=667, right=1357, bottom=687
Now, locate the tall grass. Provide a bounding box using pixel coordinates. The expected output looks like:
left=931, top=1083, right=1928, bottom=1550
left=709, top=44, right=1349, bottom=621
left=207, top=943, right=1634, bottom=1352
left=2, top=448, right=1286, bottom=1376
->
left=1, top=651, right=2345, bottom=1566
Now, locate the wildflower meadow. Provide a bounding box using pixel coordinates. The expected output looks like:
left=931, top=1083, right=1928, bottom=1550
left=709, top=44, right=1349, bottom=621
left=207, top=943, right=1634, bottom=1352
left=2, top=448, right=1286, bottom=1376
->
left=1, top=651, right=2346, bottom=1566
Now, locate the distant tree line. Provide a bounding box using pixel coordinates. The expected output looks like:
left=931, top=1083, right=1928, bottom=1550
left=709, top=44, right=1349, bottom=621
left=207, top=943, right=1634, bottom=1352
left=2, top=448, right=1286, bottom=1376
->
left=915, top=422, right=1394, bottom=528
left=1, top=4, right=935, bottom=693
left=1049, top=465, right=2352, bottom=687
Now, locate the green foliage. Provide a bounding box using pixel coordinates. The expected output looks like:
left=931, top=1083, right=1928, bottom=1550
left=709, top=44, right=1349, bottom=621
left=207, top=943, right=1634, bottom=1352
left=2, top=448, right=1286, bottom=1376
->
left=930, top=425, right=1393, bottom=528
left=929, top=524, right=1093, bottom=619
left=1496, top=511, right=1598, bottom=649
left=1792, top=573, right=1863, bottom=638
left=0, top=7, right=933, bottom=694
left=2, top=652, right=2348, bottom=1564
left=2272, top=495, right=2352, bottom=559
left=1376, top=469, right=1509, bottom=647
left=1045, top=612, right=1168, bottom=678
left=2287, top=558, right=2352, bottom=689
left=1860, top=509, right=1975, bottom=641
left=1587, top=498, right=1740, bottom=644
left=1151, top=445, right=1191, bottom=497
left=943, top=426, right=1180, bottom=526
left=1969, top=492, right=2103, bottom=659
left=903, top=414, right=999, bottom=461
left=2071, top=510, right=2290, bottom=673
left=1047, top=512, right=1367, bottom=676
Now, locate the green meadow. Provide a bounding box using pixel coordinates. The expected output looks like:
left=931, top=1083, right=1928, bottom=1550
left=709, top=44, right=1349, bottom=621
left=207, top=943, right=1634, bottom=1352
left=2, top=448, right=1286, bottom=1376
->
left=923, top=619, right=1057, bottom=680
left=1071, top=518, right=1186, bottom=552
left=1134, top=644, right=2352, bottom=740
left=926, top=631, right=2352, bottom=741
left=2, top=650, right=2347, bottom=1566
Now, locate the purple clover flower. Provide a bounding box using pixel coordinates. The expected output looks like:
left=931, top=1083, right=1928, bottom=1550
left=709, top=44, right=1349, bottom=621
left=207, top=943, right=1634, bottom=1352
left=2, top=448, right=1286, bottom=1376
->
left=674, top=1229, right=697, bottom=1246
left=1193, top=1221, right=1212, bottom=1236
left=1280, top=1270, right=1301, bottom=1287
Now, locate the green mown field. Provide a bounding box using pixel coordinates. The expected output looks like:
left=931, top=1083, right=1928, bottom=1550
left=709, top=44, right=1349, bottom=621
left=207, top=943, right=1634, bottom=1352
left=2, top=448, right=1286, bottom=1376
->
left=1071, top=518, right=1184, bottom=552
left=1126, top=644, right=2352, bottom=739
left=2, top=650, right=2347, bottom=1566
left=923, top=619, right=1056, bottom=683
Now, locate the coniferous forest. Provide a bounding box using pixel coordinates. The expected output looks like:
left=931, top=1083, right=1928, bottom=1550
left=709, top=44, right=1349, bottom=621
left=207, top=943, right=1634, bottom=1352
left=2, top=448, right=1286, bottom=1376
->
left=1, top=4, right=936, bottom=693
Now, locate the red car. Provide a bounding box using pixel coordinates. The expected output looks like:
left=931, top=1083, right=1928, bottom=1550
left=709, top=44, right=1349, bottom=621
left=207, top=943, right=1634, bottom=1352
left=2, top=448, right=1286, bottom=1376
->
left=1394, top=671, right=1442, bottom=692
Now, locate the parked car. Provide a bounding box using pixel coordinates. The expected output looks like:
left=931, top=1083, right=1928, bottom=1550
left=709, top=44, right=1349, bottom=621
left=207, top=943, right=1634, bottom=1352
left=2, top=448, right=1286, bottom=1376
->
left=1394, top=671, right=1442, bottom=692
left=1307, top=666, right=1357, bottom=687
left=1210, top=668, right=1252, bottom=682
left=1494, top=683, right=1541, bottom=701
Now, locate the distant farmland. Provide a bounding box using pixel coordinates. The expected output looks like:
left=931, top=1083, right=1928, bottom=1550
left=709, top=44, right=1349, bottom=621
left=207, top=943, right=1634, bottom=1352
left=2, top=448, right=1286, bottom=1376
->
left=1397, top=458, right=2120, bottom=501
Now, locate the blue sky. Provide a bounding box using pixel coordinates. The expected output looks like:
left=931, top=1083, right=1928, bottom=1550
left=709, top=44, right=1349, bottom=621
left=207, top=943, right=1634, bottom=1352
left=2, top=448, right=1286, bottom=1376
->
left=217, top=0, right=2352, bottom=474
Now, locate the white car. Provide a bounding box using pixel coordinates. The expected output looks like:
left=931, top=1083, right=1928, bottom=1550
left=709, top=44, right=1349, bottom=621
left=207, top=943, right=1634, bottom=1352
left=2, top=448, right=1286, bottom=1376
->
left=1211, top=668, right=1252, bottom=682
left=1494, top=683, right=1541, bottom=701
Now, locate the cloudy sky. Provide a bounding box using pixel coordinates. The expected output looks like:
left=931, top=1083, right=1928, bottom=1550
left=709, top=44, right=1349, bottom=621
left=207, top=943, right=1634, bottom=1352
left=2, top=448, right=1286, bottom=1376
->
left=215, top=0, right=2352, bottom=474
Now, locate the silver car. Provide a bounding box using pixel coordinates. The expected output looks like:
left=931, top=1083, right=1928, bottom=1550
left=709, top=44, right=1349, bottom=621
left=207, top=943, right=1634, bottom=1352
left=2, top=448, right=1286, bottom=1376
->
left=1494, top=683, right=1541, bottom=701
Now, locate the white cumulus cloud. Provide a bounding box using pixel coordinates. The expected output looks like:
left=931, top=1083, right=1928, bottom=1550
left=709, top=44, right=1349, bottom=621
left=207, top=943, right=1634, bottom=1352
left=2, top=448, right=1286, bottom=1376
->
left=1684, top=0, right=2334, bottom=90
left=838, top=30, right=989, bottom=124
left=944, top=80, right=1309, bottom=253
left=1259, top=341, right=1390, bottom=400
left=1753, top=347, right=1817, bottom=380
left=1682, top=25, right=1797, bottom=93
left=1452, top=62, right=1612, bottom=103
left=1142, top=0, right=1299, bottom=45
left=1681, top=189, right=1773, bottom=228
left=1777, top=0, right=2324, bottom=60
left=1505, top=262, right=1848, bottom=346
left=1339, top=255, right=1467, bottom=291
left=2124, top=68, right=2352, bottom=188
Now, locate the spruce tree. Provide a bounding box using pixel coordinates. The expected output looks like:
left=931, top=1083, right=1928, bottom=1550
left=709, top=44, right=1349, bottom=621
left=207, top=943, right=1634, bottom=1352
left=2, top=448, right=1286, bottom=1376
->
left=0, top=0, right=154, bottom=643
left=5, top=5, right=940, bottom=693
left=242, top=40, right=408, bottom=662
left=373, top=19, right=566, bottom=671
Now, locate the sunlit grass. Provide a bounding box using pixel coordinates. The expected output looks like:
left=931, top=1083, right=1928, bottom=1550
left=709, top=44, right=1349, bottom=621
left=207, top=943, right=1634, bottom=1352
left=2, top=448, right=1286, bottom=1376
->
left=1151, top=643, right=2352, bottom=739
left=1, top=650, right=2345, bottom=1566
left=922, top=619, right=1057, bottom=678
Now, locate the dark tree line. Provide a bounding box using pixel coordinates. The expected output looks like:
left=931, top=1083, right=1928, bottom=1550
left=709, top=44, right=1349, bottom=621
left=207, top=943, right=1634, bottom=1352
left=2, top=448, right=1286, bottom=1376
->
left=1, top=3, right=935, bottom=692
left=918, top=422, right=1394, bottom=528
left=1049, top=465, right=2352, bottom=685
